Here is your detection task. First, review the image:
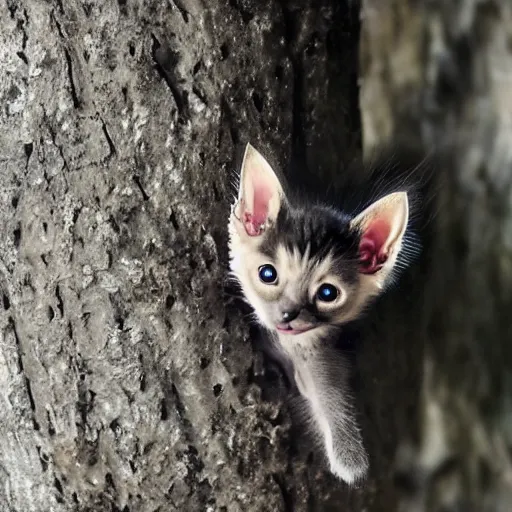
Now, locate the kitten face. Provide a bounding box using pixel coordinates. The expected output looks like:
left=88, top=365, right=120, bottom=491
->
left=229, top=144, right=409, bottom=339
left=230, top=204, right=364, bottom=334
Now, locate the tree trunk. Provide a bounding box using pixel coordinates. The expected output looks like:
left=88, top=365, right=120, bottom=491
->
left=0, top=1, right=363, bottom=511
left=1, top=0, right=510, bottom=511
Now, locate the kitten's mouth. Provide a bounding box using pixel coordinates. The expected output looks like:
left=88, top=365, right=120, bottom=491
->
left=276, top=323, right=316, bottom=335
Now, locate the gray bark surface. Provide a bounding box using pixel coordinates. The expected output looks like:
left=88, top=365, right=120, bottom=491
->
left=1, top=0, right=510, bottom=511
left=0, top=1, right=363, bottom=511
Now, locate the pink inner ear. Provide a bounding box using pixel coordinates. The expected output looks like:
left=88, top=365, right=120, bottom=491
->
left=242, top=182, right=272, bottom=237
left=358, top=219, right=390, bottom=274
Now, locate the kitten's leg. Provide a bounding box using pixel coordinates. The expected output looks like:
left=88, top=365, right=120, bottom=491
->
left=292, top=349, right=369, bottom=484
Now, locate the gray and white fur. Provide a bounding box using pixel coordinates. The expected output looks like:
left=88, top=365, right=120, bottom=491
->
left=228, top=144, right=414, bottom=484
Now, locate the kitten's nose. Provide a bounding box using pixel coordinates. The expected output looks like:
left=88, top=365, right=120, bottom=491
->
left=282, top=309, right=300, bottom=322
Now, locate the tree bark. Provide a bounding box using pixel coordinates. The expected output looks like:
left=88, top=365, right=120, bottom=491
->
left=0, top=1, right=363, bottom=511
left=2, top=0, right=510, bottom=511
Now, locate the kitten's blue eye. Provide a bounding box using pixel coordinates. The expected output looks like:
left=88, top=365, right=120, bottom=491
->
left=317, top=284, right=338, bottom=302
left=258, top=264, right=278, bottom=284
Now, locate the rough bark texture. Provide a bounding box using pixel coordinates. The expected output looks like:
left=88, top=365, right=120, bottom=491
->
left=1, top=0, right=510, bottom=511
left=0, top=1, right=363, bottom=511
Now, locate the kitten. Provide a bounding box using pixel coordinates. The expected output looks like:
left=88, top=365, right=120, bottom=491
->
left=228, top=143, right=421, bottom=484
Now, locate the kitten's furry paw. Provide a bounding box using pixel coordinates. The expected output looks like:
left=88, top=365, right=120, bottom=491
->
left=323, top=417, right=369, bottom=485
left=329, top=440, right=369, bottom=485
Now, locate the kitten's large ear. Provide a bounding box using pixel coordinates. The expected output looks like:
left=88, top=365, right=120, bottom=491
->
left=234, top=143, right=285, bottom=236
left=351, top=192, right=409, bottom=279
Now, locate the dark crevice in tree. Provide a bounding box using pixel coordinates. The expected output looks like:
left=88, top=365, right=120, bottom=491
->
left=72, top=206, right=81, bottom=224
left=170, top=0, right=189, bottom=23
left=76, top=358, right=93, bottom=430
left=132, top=175, right=149, bottom=201
left=165, top=294, right=176, bottom=309
left=110, top=418, right=120, bottom=435
left=251, top=91, right=263, bottom=113
left=101, top=118, right=117, bottom=158
left=55, top=284, right=64, bottom=316
left=82, top=3, right=92, bottom=17
left=13, top=225, right=21, bottom=248
left=47, top=410, right=56, bottom=436
left=151, top=34, right=189, bottom=122
left=9, top=316, right=24, bottom=372
left=139, top=370, right=146, bottom=392
left=51, top=12, right=65, bottom=39
left=192, top=85, right=208, bottom=106
left=169, top=209, right=180, bottom=230
left=108, top=215, right=121, bottom=234
left=17, top=51, right=28, bottom=64
left=24, top=142, right=33, bottom=168
left=7, top=1, right=17, bottom=18
left=193, top=60, right=202, bottom=74
left=51, top=14, right=81, bottom=108
left=63, top=49, right=81, bottom=109
left=55, top=0, right=64, bottom=15
left=14, top=9, right=29, bottom=50
left=37, top=446, right=49, bottom=472
left=25, top=377, right=36, bottom=411
left=54, top=476, right=63, bottom=495
left=170, top=381, right=191, bottom=430
left=160, top=399, right=168, bottom=420
left=220, top=43, right=229, bottom=60
left=25, top=376, right=40, bottom=431
left=105, top=472, right=116, bottom=491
